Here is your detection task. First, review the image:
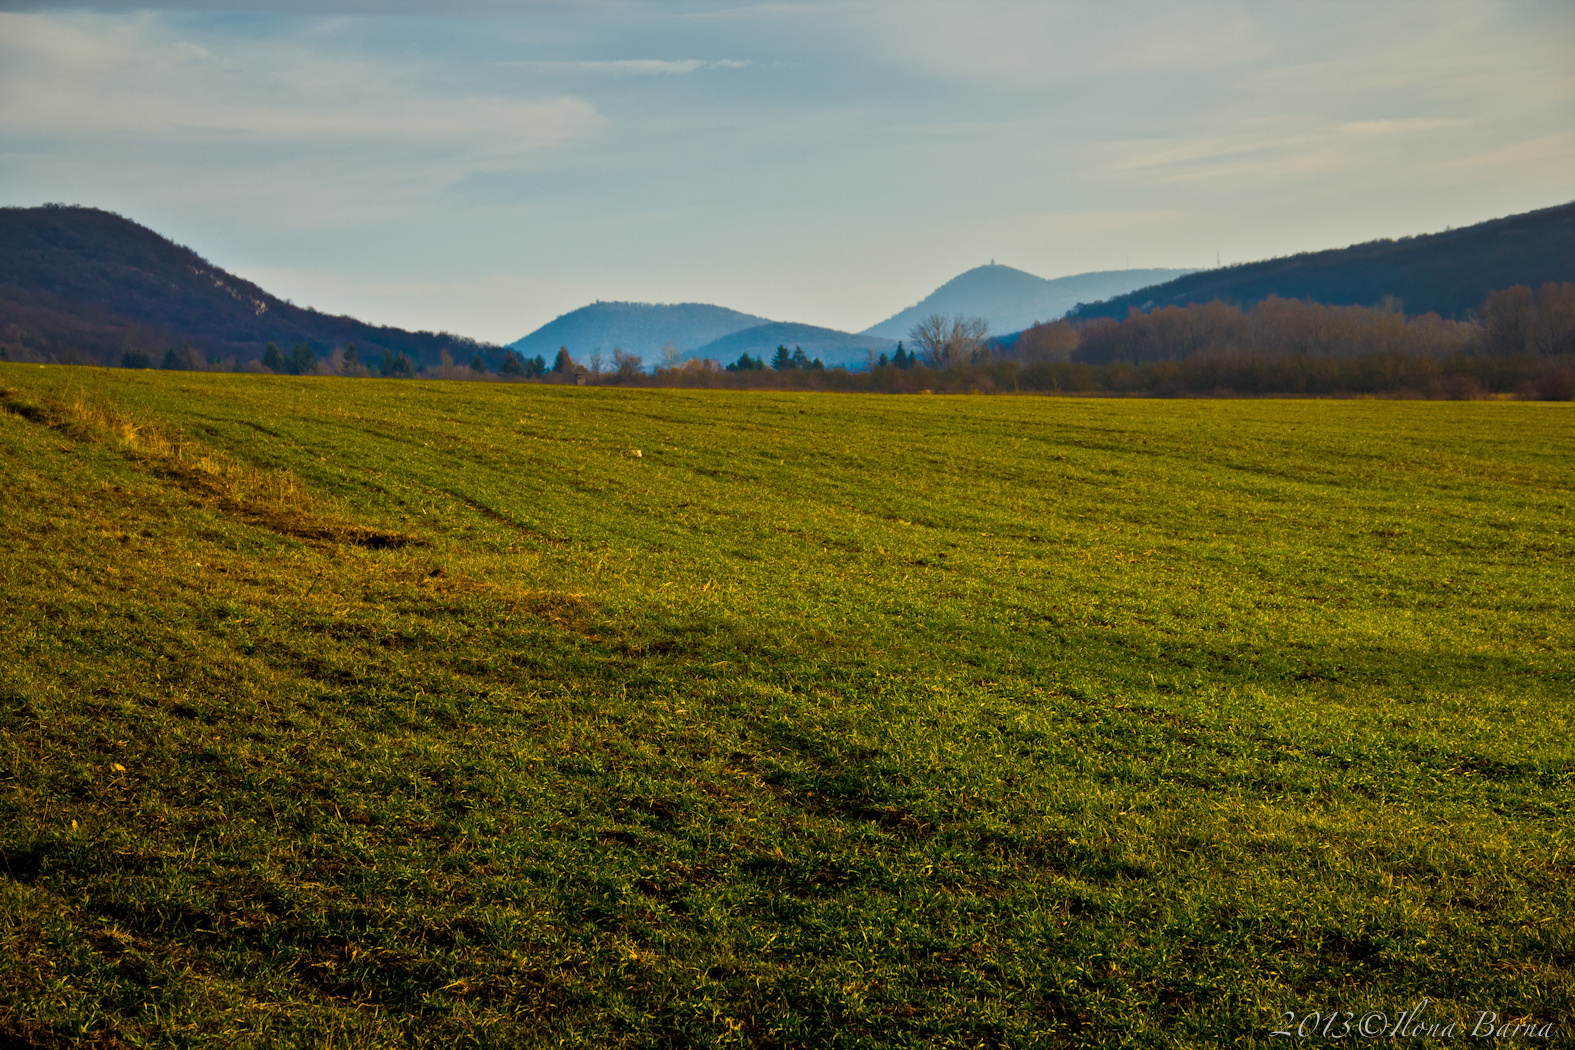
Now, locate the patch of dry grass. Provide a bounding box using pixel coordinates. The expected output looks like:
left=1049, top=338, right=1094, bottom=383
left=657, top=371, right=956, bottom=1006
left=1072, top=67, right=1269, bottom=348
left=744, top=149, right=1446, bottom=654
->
left=2, top=383, right=419, bottom=549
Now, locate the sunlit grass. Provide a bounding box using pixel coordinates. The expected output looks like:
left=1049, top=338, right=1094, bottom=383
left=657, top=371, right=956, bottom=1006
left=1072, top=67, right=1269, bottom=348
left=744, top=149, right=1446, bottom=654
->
left=1, top=365, right=1570, bottom=1048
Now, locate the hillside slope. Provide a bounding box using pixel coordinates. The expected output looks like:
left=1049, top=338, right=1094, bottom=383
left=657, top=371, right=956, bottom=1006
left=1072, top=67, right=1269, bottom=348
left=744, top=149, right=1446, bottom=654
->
left=1069, top=200, right=1575, bottom=321
left=512, top=301, right=771, bottom=360
left=862, top=264, right=1194, bottom=340
left=0, top=204, right=495, bottom=368
left=693, top=321, right=896, bottom=367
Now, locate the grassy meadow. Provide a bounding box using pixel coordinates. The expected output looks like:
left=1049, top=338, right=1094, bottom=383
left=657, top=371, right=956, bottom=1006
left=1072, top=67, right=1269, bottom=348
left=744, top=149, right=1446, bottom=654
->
left=0, top=364, right=1571, bottom=1048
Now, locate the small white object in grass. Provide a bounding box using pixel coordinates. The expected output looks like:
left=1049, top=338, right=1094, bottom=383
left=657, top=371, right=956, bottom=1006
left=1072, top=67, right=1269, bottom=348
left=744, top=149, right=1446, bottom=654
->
left=626, top=449, right=643, bottom=458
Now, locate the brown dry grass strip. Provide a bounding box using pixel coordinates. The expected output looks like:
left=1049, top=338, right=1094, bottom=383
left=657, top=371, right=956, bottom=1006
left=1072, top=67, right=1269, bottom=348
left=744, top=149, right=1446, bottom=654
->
left=0, top=384, right=423, bottom=549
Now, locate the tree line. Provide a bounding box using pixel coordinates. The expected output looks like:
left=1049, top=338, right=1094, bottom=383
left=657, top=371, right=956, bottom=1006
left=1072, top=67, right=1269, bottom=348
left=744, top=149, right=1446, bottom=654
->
left=1014, top=284, right=1575, bottom=365
left=4, top=283, right=1571, bottom=399
left=631, top=285, right=1575, bottom=399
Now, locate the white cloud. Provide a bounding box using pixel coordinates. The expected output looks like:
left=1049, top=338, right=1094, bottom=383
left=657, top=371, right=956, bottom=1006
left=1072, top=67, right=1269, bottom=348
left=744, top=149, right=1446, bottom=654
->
left=507, top=58, right=749, bottom=76
left=1007, top=210, right=1185, bottom=239
left=1440, top=133, right=1575, bottom=183
left=1338, top=119, right=1461, bottom=137
left=520, top=58, right=706, bottom=75
left=0, top=11, right=606, bottom=225
left=1095, top=126, right=1331, bottom=182
left=0, top=2, right=1569, bottom=342
left=677, top=4, right=817, bottom=23
left=0, top=1, right=574, bottom=9
left=844, top=0, right=1269, bottom=89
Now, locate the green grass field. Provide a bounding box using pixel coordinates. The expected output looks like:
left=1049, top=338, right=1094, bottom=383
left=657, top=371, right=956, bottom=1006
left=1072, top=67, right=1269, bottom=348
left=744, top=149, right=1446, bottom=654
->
left=1, top=364, right=1571, bottom=1048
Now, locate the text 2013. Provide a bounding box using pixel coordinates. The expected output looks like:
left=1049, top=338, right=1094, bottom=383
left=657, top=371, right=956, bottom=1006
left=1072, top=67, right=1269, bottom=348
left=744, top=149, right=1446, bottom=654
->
left=1272, top=1000, right=1555, bottom=1040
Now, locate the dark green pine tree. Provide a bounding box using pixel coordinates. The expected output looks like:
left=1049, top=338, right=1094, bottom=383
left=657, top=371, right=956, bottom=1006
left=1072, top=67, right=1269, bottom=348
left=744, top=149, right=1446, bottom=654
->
left=262, top=343, right=283, bottom=372
left=771, top=344, right=793, bottom=371
left=288, top=343, right=315, bottom=375
left=380, top=350, right=415, bottom=377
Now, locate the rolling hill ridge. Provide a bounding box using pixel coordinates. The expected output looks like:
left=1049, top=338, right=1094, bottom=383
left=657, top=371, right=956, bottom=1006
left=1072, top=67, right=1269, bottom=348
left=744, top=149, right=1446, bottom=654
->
left=693, top=322, right=896, bottom=367
left=863, top=264, right=1194, bottom=340
left=0, top=204, right=497, bottom=369
left=513, top=266, right=1195, bottom=368
left=510, top=301, right=772, bottom=361
left=1069, top=200, right=1575, bottom=321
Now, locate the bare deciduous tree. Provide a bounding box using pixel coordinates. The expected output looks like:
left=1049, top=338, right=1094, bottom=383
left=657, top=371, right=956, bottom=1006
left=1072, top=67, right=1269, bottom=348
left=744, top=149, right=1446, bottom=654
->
left=612, top=346, right=643, bottom=378
left=1012, top=320, right=1080, bottom=363
left=908, top=313, right=990, bottom=366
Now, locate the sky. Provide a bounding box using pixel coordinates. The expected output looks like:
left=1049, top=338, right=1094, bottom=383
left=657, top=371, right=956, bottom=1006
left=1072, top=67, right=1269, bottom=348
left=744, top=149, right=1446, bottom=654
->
left=1, top=1, right=1572, bottom=344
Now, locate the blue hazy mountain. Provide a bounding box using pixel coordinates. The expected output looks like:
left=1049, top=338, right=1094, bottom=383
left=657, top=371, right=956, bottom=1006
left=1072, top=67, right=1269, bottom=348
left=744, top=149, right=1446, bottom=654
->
left=511, top=301, right=770, bottom=358
left=861, top=264, right=1196, bottom=340
left=693, top=322, right=896, bottom=368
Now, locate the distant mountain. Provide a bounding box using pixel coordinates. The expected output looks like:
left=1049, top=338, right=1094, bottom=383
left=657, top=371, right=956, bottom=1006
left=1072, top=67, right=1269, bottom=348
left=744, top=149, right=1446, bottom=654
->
left=1069, top=201, right=1575, bottom=322
left=0, top=204, right=495, bottom=368
left=862, top=265, right=1194, bottom=340
left=512, top=301, right=771, bottom=360
left=693, top=322, right=896, bottom=368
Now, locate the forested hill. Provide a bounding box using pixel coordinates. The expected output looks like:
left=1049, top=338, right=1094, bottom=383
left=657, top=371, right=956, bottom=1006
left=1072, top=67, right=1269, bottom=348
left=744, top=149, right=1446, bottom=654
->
left=1067, top=200, right=1575, bottom=322
left=0, top=204, right=496, bottom=368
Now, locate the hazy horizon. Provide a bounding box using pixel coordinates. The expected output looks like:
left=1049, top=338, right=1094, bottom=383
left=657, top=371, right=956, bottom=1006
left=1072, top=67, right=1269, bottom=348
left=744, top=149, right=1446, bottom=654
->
left=2, top=1, right=1571, bottom=343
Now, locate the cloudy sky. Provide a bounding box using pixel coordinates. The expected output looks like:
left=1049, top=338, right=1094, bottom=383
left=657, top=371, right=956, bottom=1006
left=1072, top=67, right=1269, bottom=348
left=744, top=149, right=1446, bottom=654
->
left=2, top=1, right=1571, bottom=342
